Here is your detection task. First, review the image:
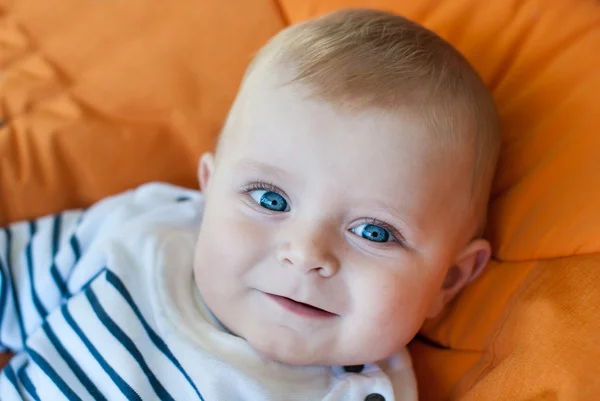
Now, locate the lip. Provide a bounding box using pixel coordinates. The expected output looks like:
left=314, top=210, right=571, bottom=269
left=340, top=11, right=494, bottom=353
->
left=265, top=293, right=337, bottom=319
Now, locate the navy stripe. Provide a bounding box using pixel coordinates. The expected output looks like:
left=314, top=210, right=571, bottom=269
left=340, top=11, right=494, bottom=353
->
left=0, top=257, right=9, bottom=341
left=27, top=346, right=81, bottom=401
left=4, top=364, right=26, bottom=398
left=17, top=363, right=40, bottom=401
left=106, top=271, right=204, bottom=400
left=51, top=215, right=61, bottom=255
left=62, top=213, right=84, bottom=294
left=42, top=321, right=107, bottom=401
left=26, top=221, right=49, bottom=318
left=86, top=288, right=175, bottom=401
left=79, top=268, right=106, bottom=293
left=61, top=304, right=142, bottom=401
left=3, top=228, right=26, bottom=346
left=63, top=234, right=82, bottom=294
left=69, top=213, right=84, bottom=266
left=70, top=235, right=81, bottom=263
left=50, top=215, right=69, bottom=298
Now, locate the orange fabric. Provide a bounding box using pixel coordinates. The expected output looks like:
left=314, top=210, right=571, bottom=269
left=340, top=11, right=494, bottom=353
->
left=412, top=256, right=600, bottom=400
left=0, top=0, right=285, bottom=223
left=2, top=0, right=600, bottom=399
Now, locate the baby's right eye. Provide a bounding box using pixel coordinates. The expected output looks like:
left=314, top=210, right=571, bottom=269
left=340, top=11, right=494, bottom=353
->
left=249, top=190, right=290, bottom=212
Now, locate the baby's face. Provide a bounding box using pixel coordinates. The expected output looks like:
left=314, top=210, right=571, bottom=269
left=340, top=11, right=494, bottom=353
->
left=194, top=74, right=479, bottom=366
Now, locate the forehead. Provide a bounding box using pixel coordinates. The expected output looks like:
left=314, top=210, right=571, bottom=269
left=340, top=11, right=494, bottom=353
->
left=230, top=73, right=459, bottom=182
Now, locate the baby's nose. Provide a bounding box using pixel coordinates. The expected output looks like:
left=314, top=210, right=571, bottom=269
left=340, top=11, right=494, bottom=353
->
left=276, top=224, right=340, bottom=277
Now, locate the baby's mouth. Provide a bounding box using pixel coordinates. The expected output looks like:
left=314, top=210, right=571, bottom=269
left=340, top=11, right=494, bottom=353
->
left=265, top=293, right=337, bottom=319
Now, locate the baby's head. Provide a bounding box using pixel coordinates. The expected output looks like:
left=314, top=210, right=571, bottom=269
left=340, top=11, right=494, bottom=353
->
left=193, top=9, right=500, bottom=366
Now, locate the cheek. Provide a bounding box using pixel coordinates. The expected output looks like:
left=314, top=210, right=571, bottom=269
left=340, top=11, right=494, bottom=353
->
left=194, top=200, right=272, bottom=283
left=350, top=267, right=440, bottom=349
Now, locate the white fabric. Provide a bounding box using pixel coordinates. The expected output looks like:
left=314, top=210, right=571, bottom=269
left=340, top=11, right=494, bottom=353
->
left=0, top=183, right=417, bottom=400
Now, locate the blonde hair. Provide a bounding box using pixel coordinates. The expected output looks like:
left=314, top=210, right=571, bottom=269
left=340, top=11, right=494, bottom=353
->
left=237, top=8, right=500, bottom=234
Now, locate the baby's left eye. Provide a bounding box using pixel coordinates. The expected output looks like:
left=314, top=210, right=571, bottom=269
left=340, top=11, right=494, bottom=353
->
left=249, top=190, right=290, bottom=212
left=351, top=224, right=392, bottom=243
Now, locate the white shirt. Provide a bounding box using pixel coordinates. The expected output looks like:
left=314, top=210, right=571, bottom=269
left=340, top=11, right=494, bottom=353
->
left=0, top=183, right=418, bottom=400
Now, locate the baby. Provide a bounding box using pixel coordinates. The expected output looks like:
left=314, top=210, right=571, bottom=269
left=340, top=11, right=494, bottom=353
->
left=0, top=8, right=499, bottom=401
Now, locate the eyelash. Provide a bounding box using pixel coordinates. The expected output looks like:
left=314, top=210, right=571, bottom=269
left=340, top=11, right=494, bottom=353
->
left=239, top=181, right=404, bottom=245
left=240, top=181, right=288, bottom=199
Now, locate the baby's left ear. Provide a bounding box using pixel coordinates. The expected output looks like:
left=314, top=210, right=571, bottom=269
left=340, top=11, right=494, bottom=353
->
left=198, top=152, right=215, bottom=192
left=426, top=239, right=491, bottom=319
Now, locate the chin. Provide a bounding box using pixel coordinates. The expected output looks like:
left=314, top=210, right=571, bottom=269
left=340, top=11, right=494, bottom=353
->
left=246, top=330, right=329, bottom=366
left=261, top=347, right=317, bottom=366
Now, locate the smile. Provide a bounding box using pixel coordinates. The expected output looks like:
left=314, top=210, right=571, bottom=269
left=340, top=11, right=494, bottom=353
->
left=265, top=293, right=337, bottom=319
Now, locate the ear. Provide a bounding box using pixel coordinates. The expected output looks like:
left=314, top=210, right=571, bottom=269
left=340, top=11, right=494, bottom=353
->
left=198, top=152, right=215, bottom=192
left=425, top=238, right=491, bottom=319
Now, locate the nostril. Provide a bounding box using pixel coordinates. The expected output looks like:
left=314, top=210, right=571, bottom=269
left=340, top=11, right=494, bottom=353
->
left=317, top=265, right=332, bottom=277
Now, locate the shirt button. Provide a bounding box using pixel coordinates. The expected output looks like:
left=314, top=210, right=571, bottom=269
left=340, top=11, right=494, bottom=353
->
left=343, top=364, right=364, bottom=373
left=365, top=394, right=385, bottom=401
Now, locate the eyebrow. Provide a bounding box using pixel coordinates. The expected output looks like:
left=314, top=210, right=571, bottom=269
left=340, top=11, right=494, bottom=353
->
left=368, top=200, right=424, bottom=234
left=233, top=159, right=291, bottom=180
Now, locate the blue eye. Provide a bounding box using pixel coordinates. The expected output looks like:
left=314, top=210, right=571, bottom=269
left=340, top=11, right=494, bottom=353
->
left=249, top=190, right=290, bottom=212
left=352, top=223, right=391, bottom=243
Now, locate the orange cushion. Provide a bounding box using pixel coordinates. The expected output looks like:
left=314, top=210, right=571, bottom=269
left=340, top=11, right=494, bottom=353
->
left=278, top=0, right=600, bottom=399
left=2, top=0, right=600, bottom=399
left=0, top=0, right=285, bottom=223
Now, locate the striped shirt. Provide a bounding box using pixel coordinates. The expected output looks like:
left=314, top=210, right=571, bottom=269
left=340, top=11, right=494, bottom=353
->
left=0, top=183, right=417, bottom=400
